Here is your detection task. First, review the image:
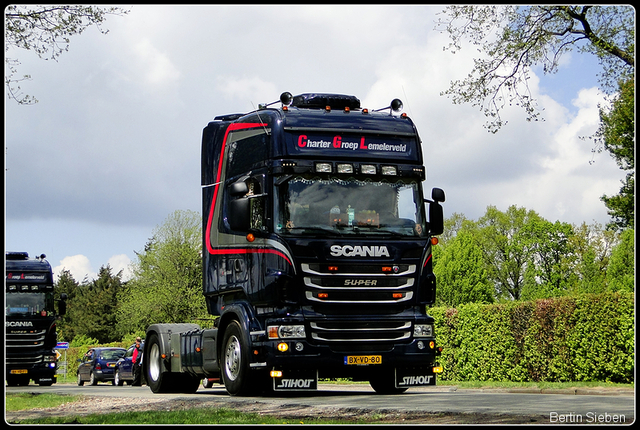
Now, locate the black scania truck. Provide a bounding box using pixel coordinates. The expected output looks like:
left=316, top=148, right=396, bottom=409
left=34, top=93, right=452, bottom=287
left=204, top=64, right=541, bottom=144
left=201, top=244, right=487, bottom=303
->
left=5, top=252, right=66, bottom=386
left=144, top=93, right=445, bottom=395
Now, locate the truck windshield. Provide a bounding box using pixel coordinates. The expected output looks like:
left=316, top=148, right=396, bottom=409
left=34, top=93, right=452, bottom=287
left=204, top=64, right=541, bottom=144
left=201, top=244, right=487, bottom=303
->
left=276, top=175, right=425, bottom=237
left=5, top=292, right=53, bottom=316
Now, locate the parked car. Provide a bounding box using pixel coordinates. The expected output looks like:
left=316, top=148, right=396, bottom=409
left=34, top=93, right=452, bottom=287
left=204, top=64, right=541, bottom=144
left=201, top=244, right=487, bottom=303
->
left=114, top=342, right=144, bottom=386
left=77, top=347, right=126, bottom=386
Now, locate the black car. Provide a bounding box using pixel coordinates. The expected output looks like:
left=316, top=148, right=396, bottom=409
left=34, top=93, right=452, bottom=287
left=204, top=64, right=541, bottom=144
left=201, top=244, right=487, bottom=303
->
left=77, top=347, right=126, bottom=386
left=114, top=342, right=144, bottom=386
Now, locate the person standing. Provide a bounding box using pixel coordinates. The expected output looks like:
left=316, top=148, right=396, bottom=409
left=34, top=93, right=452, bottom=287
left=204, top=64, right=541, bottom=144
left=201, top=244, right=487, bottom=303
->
left=132, top=337, right=143, bottom=386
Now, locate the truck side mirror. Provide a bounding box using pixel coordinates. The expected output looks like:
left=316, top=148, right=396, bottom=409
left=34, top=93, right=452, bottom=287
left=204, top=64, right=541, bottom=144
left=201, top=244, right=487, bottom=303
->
left=432, top=187, right=445, bottom=203
left=428, top=188, right=445, bottom=236
left=227, top=180, right=251, bottom=231
left=429, top=202, right=444, bottom=236
left=229, top=197, right=251, bottom=231
left=229, top=181, right=248, bottom=196
left=58, top=293, right=68, bottom=316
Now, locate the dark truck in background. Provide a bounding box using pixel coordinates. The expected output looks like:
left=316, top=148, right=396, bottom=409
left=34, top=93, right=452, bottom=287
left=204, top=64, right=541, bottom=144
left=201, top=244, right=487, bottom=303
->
left=144, top=92, right=445, bottom=395
left=5, top=252, right=66, bottom=386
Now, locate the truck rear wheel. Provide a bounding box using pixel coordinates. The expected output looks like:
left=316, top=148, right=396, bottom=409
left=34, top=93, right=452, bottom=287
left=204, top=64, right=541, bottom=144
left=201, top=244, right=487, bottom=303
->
left=146, top=332, right=174, bottom=393
left=221, top=321, right=252, bottom=396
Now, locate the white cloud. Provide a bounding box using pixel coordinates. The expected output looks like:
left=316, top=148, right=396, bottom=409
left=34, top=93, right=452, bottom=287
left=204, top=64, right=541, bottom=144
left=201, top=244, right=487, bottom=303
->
left=131, top=38, right=181, bottom=87
left=107, top=254, right=133, bottom=282
left=53, top=254, right=133, bottom=283
left=54, top=255, right=96, bottom=283
left=216, top=76, right=279, bottom=109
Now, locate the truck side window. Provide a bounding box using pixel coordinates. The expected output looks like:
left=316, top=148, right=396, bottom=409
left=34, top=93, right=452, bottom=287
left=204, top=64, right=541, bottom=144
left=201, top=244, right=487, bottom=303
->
left=247, top=180, right=265, bottom=231
left=226, top=130, right=268, bottom=179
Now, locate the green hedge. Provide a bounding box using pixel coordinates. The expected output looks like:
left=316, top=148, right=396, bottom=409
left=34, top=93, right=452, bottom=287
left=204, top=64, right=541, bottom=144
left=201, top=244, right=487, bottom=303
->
left=430, top=292, right=634, bottom=383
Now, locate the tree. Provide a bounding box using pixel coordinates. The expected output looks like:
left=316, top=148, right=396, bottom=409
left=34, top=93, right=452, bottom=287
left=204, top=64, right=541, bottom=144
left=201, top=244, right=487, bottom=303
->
left=569, top=222, right=614, bottom=295
left=54, top=269, right=80, bottom=342
left=116, top=210, right=208, bottom=338
left=4, top=5, right=128, bottom=104
left=594, top=78, right=635, bottom=230
left=433, top=229, right=494, bottom=307
left=63, top=265, right=124, bottom=344
left=437, top=5, right=634, bottom=132
left=475, top=205, right=541, bottom=301
left=606, top=229, right=635, bottom=292
left=524, top=218, right=577, bottom=299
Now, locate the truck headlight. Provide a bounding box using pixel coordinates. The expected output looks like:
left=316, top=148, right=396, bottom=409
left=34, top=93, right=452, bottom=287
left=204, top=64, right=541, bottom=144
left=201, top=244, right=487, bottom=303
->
left=268, top=325, right=306, bottom=339
left=413, top=324, right=433, bottom=337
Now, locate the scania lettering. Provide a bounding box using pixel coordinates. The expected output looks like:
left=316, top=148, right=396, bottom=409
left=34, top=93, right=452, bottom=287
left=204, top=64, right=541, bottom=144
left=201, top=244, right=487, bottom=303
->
left=330, top=245, right=390, bottom=257
left=143, top=92, right=445, bottom=395
left=5, top=252, right=67, bottom=386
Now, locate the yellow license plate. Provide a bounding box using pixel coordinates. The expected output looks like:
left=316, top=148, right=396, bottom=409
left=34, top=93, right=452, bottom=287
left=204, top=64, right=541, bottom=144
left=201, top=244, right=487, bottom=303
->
left=11, top=369, right=28, bottom=374
left=345, top=355, right=382, bottom=365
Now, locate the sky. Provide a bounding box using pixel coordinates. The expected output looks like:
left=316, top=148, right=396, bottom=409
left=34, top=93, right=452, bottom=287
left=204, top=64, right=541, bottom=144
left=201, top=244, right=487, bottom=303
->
left=4, top=5, right=624, bottom=283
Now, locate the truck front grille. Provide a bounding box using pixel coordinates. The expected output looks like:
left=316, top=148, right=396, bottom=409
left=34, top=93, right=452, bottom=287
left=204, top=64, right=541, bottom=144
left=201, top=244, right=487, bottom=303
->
left=309, top=320, right=412, bottom=343
left=301, top=263, right=416, bottom=304
left=6, top=329, right=47, bottom=348
left=5, top=329, right=48, bottom=365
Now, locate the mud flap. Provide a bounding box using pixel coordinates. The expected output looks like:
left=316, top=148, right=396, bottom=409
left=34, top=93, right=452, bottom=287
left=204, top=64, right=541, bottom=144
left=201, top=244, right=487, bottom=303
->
left=272, top=369, right=318, bottom=391
left=395, top=368, right=436, bottom=389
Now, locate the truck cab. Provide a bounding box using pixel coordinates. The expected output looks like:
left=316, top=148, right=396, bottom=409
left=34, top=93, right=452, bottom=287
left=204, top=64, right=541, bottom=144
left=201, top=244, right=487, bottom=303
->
left=144, top=93, right=444, bottom=395
left=5, top=252, right=66, bottom=386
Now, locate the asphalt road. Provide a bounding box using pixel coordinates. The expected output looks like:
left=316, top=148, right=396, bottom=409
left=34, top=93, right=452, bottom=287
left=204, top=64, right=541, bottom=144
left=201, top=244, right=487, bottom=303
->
left=6, top=382, right=635, bottom=424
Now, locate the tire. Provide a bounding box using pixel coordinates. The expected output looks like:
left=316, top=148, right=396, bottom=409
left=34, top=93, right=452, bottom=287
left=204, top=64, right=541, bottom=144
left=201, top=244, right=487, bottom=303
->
left=221, top=320, right=252, bottom=396
left=89, top=371, right=98, bottom=386
left=77, top=372, right=84, bottom=386
left=369, top=369, right=408, bottom=395
left=114, top=369, right=124, bottom=386
left=146, top=332, right=173, bottom=393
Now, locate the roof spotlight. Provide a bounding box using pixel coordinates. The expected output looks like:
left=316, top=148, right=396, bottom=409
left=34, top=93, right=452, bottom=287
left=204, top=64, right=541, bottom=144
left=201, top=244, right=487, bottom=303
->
left=390, top=98, right=403, bottom=112
left=259, top=91, right=293, bottom=110
left=280, top=92, right=293, bottom=106
left=374, top=98, right=403, bottom=114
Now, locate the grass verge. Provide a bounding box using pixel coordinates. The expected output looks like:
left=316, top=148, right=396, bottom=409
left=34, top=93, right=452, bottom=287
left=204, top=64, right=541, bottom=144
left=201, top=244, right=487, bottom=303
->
left=5, top=392, right=83, bottom=412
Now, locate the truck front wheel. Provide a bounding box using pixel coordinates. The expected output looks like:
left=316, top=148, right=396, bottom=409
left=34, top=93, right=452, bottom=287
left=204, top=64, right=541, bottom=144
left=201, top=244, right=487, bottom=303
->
left=221, top=321, right=252, bottom=396
left=369, top=369, right=408, bottom=395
